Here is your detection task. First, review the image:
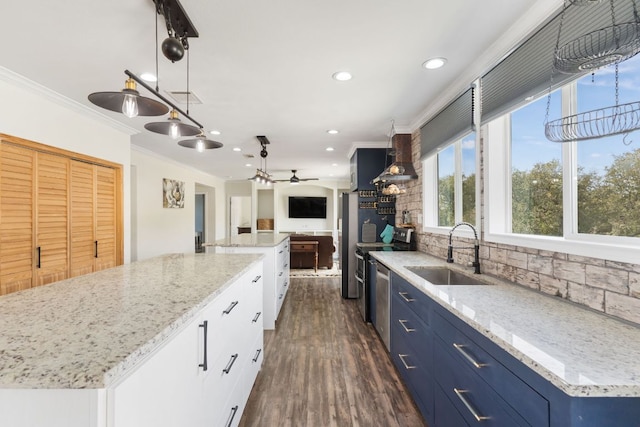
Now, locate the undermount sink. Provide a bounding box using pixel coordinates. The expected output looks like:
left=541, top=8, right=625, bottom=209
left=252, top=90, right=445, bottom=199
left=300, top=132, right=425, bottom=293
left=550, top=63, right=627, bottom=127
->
left=405, top=266, right=488, bottom=286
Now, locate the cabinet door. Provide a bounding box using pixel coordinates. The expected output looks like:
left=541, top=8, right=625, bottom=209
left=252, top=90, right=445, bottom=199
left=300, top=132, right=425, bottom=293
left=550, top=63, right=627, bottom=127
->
left=94, top=165, right=117, bottom=271
left=0, top=143, right=35, bottom=294
left=35, top=152, right=69, bottom=286
left=69, top=160, right=95, bottom=278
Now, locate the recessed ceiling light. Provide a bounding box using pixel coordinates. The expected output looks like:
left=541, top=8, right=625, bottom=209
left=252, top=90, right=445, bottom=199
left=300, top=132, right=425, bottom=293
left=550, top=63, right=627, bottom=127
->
left=245, top=163, right=252, bottom=167
left=233, top=147, right=242, bottom=152
left=332, top=71, right=352, bottom=81
left=326, top=147, right=334, bottom=152
left=327, top=129, right=339, bottom=134
left=210, top=130, right=221, bottom=135
left=422, top=57, right=447, bottom=70
left=140, top=72, right=157, bottom=82
left=332, top=163, right=338, bottom=167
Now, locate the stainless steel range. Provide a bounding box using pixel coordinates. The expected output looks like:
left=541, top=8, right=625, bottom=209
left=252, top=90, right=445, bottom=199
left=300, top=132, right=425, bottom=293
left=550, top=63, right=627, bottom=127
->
left=354, top=227, right=416, bottom=322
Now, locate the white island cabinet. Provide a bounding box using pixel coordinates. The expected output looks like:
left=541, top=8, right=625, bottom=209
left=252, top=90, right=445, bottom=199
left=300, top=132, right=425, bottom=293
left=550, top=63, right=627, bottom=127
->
left=205, top=233, right=290, bottom=329
left=0, top=253, right=264, bottom=427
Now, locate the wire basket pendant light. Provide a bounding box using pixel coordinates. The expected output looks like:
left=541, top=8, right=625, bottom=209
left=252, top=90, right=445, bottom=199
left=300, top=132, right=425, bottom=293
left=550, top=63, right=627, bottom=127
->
left=545, top=0, right=640, bottom=142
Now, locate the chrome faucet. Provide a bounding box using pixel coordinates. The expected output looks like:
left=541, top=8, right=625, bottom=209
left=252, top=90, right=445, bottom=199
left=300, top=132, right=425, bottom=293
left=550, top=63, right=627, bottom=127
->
left=446, top=222, right=481, bottom=274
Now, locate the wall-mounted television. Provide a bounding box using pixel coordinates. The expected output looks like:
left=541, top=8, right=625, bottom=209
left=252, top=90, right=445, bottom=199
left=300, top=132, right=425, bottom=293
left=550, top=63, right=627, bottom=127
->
left=288, top=196, right=327, bottom=219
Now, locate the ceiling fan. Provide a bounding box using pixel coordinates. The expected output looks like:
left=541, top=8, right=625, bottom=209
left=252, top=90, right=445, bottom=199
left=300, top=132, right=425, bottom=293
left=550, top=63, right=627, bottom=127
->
left=275, top=170, right=319, bottom=184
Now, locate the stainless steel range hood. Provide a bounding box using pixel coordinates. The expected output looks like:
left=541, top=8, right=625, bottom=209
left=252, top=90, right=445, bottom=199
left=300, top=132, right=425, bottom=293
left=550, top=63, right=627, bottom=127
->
left=372, top=133, right=418, bottom=184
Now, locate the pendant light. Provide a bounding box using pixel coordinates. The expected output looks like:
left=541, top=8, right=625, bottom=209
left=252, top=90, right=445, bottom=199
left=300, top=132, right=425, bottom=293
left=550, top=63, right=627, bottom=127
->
left=145, top=109, right=200, bottom=138
left=178, top=132, right=223, bottom=151
left=88, top=78, right=169, bottom=117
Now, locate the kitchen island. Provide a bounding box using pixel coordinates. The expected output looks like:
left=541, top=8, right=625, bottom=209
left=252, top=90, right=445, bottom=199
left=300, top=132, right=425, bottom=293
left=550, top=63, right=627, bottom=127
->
left=204, top=233, right=290, bottom=329
left=0, top=252, right=265, bottom=427
left=371, top=251, right=640, bottom=426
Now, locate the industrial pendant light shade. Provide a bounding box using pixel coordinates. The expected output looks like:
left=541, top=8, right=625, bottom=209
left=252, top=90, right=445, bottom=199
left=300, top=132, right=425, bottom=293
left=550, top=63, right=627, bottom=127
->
left=144, top=109, right=201, bottom=138
left=178, top=132, right=223, bottom=152
left=88, top=78, right=169, bottom=117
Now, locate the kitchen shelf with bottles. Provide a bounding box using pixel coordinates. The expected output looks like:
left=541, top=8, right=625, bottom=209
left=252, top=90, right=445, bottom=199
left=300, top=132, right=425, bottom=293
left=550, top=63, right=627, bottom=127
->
left=358, top=189, right=396, bottom=215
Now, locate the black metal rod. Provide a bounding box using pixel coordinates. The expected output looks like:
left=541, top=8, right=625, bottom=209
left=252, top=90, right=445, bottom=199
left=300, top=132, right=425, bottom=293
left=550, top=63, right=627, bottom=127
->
left=95, top=241, right=99, bottom=258
left=124, top=69, right=204, bottom=129
left=36, top=247, right=41, bottom=268
left=199, top=320, right=208, bottom=371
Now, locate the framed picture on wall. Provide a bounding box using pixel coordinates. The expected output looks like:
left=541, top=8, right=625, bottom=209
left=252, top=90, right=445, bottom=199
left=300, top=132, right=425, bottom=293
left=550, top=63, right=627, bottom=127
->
left=163, top=178, right=185, bottom=208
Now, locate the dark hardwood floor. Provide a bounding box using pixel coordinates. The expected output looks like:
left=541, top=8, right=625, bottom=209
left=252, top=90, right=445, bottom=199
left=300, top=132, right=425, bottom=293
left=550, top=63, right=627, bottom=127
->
left=239, top=276, right=427, bottom=427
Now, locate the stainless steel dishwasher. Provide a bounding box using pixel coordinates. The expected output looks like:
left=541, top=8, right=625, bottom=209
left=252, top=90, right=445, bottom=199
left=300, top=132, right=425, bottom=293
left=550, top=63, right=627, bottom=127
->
left=375, top=261, right=391, bottom=351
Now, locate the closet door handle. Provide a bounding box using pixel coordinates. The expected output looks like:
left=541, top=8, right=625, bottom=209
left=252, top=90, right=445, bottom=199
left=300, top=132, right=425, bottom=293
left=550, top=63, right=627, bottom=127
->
left=223, top=301, right=239, bottom=315
left=225, top=406, right=239, bottom=427
left=198, top=321, right=208, bottom=371
left=223, top=354, right=239, bottom=374
left=36, top=247, right=41, bottom=268
left=94, top=241, right=98, bottom=258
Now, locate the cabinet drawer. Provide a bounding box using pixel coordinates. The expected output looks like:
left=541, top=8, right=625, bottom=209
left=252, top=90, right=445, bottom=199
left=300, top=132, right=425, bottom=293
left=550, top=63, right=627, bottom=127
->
left=433, top=311, right=549, bottom=427
left=434, top=338, right=527, bottom=426
left=391, top=315, right=434, bottom=422
left=392, top=273, right=431, bottom=325
left=392, top=293, right=433, bottom=368
left=291, top=243, right=317, bottom=251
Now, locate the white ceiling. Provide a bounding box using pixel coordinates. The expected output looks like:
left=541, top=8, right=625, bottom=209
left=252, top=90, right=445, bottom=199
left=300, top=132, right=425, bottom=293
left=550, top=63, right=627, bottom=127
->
left=2, top=0, right=561, bottom=182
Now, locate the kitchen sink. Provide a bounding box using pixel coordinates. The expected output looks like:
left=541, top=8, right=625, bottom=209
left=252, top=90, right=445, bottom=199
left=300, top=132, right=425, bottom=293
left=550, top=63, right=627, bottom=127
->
left=404, top=266, right=488, bottom=286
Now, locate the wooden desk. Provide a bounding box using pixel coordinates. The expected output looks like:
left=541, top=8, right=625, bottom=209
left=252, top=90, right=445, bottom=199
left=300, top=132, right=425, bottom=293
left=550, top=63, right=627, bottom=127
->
left=290, top=240, right=319, bottom=272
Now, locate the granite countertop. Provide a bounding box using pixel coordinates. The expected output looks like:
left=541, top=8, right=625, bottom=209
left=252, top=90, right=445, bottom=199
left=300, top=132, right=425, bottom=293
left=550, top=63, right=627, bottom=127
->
left=203, top=232, right=290, bottom=248
left=0, top=253, right=263, bottom=389
left=370, top=251, right=640, bottom=398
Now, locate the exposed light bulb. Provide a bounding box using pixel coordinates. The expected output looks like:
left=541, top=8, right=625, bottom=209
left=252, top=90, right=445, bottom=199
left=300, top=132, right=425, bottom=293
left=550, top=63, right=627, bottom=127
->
left=196, top=140, right=205, bottom=152
left=122, top=94, right=138, bottom=118
left=170, top=122, right=179, bottom=139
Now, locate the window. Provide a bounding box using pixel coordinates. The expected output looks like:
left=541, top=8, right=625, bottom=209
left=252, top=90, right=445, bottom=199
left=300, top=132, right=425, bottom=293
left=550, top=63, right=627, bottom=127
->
left=425, top=133, right=477, bottom=231
left=484, top=55, right=640, bottom=263
left=510, top=91, right=562, bottom=236
left=576, top=55, right=640, bottom=238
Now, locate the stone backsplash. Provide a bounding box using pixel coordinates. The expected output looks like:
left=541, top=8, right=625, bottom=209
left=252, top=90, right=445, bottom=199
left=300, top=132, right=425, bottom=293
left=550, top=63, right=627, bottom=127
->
left=395, top=130, right=640, bottom=325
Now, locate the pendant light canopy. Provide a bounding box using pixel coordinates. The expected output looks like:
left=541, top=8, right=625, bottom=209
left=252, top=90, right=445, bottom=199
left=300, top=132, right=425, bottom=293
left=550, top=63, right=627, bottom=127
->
left=178, top=132, right=223, bottom=151
left=88, top=78, right=169, bottom=117
left=145, top=109, right=201, bottom=138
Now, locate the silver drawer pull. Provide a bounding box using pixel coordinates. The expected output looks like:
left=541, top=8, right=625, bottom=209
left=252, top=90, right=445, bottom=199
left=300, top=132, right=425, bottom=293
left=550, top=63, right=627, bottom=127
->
left=398, top=291, right=415, bottom=302
left=454, top=388, right=490, bottom=421
left=252, top=275, right=262, bottom=283
left=398, top=354, right=416, bottom=370
left=398, top=319, right=415, bottom=333
left=453, top=343, right=486, bottom=368
left=223, top=301, right=239, bottom=315
left=222, top=353, right=239, bottom=374
left=225, top=405, right=239, bottom=427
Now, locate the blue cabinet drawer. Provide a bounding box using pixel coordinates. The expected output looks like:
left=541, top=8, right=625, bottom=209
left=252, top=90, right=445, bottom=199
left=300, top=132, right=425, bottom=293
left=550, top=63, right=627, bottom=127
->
left=392, top=293, right=433, bottom=368
left=391, top=316, right=434, bottom=424
left=434, top=337, right=528, bottom=426
left=433, top=311, right=549, bottom=427
left=392, top=273, right=430, bottom=325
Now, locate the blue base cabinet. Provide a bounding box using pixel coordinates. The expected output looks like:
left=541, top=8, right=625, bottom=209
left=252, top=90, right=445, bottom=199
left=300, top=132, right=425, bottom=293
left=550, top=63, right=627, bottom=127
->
left=388, top=271, right=640, bottom=427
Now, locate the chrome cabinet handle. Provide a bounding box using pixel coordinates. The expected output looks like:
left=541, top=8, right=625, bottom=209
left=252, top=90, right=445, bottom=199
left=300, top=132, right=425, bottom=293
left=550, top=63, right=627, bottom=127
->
left=223, top=301, right=239, bottom=315
left=398, top=319, right=415, bottom=333
left=225, top=405, right=239, bottom=427
left=252, top=348, right=262, bottom=362
left=252, top=312, right=262, bottom=323
left=198, top=321, right=208, bottom=371
left=398, top=354, right=416, bottom=370
left=454, top=388, right=490, bottom=421
left=252, top=275, right=262, bottom=283
left=398, top=291, right=415, bottom=302
left=453, top=343, right=486, bottom=368
left=222, top=353, right=239, bottom=374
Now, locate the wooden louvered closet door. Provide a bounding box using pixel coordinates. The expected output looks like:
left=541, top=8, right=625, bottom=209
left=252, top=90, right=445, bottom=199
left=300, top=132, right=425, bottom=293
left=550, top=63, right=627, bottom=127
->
left=94, top=165, right=117, bottom=272
left=35, top=152, right=69, bottom=286
left=69, top=160, right=96, bottom=278
left=0, top=143, right=35, bottom=294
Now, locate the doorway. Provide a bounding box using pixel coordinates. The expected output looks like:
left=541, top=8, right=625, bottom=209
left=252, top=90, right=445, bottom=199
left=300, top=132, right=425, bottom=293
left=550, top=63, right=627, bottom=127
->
left=195, top=193, right=205, bottom=252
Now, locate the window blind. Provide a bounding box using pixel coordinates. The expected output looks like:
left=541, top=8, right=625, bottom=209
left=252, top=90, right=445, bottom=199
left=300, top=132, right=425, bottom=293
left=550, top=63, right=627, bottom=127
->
left=420, top=87, right=475, bottom=160
left=481, top=0, right=640, bottom=124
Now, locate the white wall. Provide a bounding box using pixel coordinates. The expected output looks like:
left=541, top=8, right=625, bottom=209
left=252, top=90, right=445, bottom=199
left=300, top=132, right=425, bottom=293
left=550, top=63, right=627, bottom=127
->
left=276, top=183, right=336, bottom=231
left=0, top=68, right=133, bottom=262
left=131, top=147, right=227, bottom=261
